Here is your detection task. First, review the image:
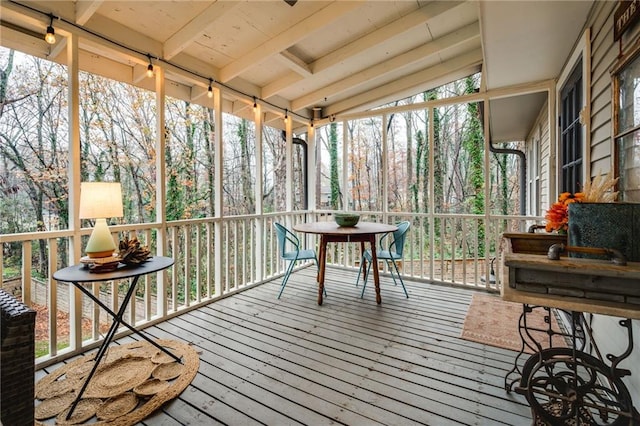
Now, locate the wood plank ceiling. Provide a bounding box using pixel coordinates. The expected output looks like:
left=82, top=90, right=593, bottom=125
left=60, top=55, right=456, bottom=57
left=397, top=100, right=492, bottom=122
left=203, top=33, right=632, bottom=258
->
left=0, top=0, right=593, bottom=138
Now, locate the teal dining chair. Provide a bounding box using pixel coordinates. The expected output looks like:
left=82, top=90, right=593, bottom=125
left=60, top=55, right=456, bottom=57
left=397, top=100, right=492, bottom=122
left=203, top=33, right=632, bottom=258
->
left=274, top=222, right=322, bottom=299
left=356, top=221, right=411, bottom=298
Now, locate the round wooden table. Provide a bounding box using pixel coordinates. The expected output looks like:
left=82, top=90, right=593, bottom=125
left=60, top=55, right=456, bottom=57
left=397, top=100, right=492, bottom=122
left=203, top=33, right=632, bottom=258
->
left=293, top=221, right=397, bottom=305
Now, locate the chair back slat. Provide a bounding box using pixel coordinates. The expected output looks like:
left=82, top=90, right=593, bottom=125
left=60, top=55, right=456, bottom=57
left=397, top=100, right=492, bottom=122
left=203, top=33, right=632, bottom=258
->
left=274, top=222, right=299, bottom=257
left=389, top=221, right=411, bottom=256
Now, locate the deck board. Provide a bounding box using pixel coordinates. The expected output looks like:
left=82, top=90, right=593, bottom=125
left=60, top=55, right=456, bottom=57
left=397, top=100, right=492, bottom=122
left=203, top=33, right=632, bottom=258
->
left=37, top=267, right=534, bottom=425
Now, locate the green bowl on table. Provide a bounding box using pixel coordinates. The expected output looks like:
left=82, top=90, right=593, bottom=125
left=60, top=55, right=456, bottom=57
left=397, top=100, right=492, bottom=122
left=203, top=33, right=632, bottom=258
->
left=334, top=213, right=360, bottom=227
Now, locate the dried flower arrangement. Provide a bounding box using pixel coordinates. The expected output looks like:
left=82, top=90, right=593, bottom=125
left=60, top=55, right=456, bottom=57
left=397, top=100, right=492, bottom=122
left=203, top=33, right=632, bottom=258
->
left=544, top=171, right=618, bottom=234
left=579, top=170, right=619, bottom=202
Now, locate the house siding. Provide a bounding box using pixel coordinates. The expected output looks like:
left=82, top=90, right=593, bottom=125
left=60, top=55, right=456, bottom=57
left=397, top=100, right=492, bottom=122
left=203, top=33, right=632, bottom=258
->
left=525, top=102, right=550, bottom=213
left=584, top=0, right=640, bottom=408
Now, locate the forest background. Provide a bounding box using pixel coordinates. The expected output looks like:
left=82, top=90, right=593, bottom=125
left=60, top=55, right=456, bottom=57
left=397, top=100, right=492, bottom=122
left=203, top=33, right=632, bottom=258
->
left=0, top=47, right=522, bottom=279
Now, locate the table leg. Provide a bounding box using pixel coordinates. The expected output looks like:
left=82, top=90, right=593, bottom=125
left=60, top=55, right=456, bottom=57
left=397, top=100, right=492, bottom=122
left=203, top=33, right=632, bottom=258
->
left=359, top=241, right=367, bottom=282
left=66, top=275, right=181, bottom=420
left=66, top=275, right=140, bottom=419
left=318, top=236, right=327, bottom=305
left=369, top=236, right=381, bottom=304
left=71, top=278, right=181, bottom=362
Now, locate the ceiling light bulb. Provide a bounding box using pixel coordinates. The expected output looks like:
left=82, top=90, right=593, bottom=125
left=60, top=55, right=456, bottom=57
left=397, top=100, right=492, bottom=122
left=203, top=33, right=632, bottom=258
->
left=207, top=85, right=213, bottom=98
left=253, top=98, right=257, bottom=111
left=45, top=25, right=56, bottom=44
left=146, top=63, right=154, bottom=78
left=284, top=110, right=288, bottom=123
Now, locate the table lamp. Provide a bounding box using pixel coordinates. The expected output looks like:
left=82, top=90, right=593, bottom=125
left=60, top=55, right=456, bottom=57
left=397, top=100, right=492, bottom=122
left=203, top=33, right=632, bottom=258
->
left=79, top=182, right=124, bottom=258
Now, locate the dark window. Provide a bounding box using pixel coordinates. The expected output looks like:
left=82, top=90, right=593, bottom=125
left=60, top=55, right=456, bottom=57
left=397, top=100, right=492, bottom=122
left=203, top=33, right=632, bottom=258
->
left=560, top=60, right=583, bottom=194
left=615, top=52, right=640, bottom=202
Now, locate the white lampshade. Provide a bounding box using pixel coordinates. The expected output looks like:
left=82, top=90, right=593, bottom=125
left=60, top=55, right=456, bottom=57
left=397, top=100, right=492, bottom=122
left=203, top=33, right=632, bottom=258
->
left=79, top=182, right=124, bottom=258
left=79, top=182, right=124, bottom=219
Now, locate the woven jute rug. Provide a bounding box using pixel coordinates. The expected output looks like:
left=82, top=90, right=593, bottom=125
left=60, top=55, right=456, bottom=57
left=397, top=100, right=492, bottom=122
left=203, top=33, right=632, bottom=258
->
left=461, top=293, right=567, bottom=353
left=35, top=339, right=199, bottom=425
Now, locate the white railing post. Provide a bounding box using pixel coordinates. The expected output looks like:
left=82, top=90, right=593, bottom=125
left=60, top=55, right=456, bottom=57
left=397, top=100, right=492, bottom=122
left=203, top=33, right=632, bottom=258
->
left=195, top=224, right=202, bottom=303
left=21, top=242, right=32, bottom=307
left=48, top=238, right=58, bottom=357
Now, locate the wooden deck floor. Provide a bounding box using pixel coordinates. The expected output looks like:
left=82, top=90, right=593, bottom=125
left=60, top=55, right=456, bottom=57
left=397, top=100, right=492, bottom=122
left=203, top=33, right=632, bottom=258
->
left=38, top=267, right=534, bottom=425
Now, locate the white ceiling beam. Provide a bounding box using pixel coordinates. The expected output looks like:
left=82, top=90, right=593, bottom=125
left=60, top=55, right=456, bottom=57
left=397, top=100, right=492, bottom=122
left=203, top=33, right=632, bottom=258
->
left=164, top=1, right=241, bottom=60
left=191, top=85, right=210, bottom=102
left=75, top=1, right=103, bottom=26
left=313, top=1, right=465, bottom=73
left=0, top=23, right=52, bottom=58
left=278, top=50, right=312, bottom=77
left=262, top=1, right=465, bottom=99
left=132, top=63, right=149, bottom=85
left=1, top=1, right=52, bottom=29
left=261, top=71, right=304, bottom=100
left=219, top=1, right=360, bottom=82
left=77, top=13, right=163, bottom=59
left=324, top=49, right=483, bottom=117
left=47, top=37, right=68, bottom=61
left=291, top=22, right=480, bottom=111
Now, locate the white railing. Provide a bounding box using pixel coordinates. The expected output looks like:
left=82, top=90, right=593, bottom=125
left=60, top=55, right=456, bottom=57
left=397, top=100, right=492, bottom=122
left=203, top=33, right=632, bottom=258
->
left=0, top=211, right=539, bottom=367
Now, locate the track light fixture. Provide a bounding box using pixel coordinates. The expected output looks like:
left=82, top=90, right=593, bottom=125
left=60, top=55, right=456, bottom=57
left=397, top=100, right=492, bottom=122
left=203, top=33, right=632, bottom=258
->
left=207, top=79, right=213, bottom=98
left=253, top=97, right=257, bottom=111
left=45, top=14, right=56, bottom=44
left=146, top=55, right=154, bottom=78
left=284, top=109, right=288, bottom=123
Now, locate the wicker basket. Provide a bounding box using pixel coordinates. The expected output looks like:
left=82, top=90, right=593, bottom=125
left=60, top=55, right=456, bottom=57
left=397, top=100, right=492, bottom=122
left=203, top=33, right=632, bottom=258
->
left=1, top=289, right=36, bottom=426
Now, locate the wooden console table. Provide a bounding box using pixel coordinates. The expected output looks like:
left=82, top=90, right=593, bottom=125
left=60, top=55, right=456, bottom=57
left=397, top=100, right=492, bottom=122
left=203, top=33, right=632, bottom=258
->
left=502, top=253, right=640, bottom=425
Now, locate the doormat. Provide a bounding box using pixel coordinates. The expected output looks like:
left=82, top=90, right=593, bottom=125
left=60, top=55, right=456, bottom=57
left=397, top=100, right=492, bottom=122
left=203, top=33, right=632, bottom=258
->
left=35, top=339, right=199, bottom=425
left=461, top=293, right=567, bottom=353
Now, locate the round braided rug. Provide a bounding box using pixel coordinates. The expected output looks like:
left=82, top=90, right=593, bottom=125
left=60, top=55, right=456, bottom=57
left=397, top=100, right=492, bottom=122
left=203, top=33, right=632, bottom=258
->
left=35, top=339, right=199, bottom=425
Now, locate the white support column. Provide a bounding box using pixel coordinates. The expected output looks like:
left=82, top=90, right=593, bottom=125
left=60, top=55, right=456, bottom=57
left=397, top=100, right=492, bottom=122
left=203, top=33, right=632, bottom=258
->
left=214, top=87, right=223, bottom=296
left=66, top=33, right=82, bottom=351
left=382, top=113, right=389, bottom=218
left=428, top=105, right=435, bottom=280
left=482, top=94, right=492, bottom=290
left=154, top=66, right=168, bottom=317
left=342, top=121, right=348, bottom=211
left=307, top=123, right=317, bottom=210
left=285, top=115, right=293, bottom=225
left=254, top=104, right=264, bottom=282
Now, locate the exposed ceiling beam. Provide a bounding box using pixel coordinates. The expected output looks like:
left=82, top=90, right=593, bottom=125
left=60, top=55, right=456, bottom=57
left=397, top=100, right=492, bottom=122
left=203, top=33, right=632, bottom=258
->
left=262, top=0, right=465, bottom=99
left=218, top=1, right=360, bottom=82
left=278, top=50, right=312, bottom=77
left=78, top=13, right=163, bottom=59
left=75, top=0, right=103, bottom=26
left=47, top=37, right=67, bottom=60
left=324, top=49, right=483, bottom=116
left=0, top=22, right=51, bottom=58
left=261, top=68, right=306, bottom=100
left=291, top=22, right=480, bottom=111
left=134, top=62, right=152, bottom=84
left=163, top=1, right=241, bottom=60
